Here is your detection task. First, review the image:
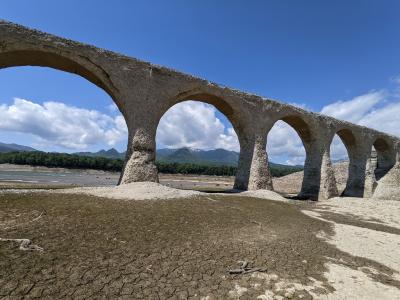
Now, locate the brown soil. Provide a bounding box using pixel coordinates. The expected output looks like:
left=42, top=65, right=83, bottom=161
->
left=1, top=192, right=398, bottom=299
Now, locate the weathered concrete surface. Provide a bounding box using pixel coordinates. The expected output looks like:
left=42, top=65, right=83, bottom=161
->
left=373, top=163, right=400, bottom=199
left=373, top=147, right=400, bottom=199
left=1, top=20, right=399, bottom=200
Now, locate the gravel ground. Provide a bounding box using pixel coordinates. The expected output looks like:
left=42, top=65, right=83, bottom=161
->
left=273, top=162, right=349, bottom=195
left=301, top=196, right=400, bottom=299
left=56, top=182, right=202, bottom=201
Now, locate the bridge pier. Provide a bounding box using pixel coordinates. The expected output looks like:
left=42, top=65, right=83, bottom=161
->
left=363, top=151, right=378, bottom=197
left=118, top=119, right=159, bottom=185
left=297, top=145, right=324, bottom=200
left=234, top=132, right=272, bottom=190
left=342, top=148, right=370, bottom=197
left=318, top=147, right=339, bottom=200
left=247, top=134, right=273, bottom=190
left=373, top=145, right=400, bottom=199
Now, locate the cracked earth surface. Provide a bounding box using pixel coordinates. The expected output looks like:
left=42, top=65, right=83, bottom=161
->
left=1, top=192, right=400, bottom=299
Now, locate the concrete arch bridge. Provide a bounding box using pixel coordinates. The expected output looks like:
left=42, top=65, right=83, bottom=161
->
left=1, top=20, right=399, bottom=200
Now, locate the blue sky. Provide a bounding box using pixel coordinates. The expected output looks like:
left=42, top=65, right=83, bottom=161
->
left=1, top=1, right=400, bottom=164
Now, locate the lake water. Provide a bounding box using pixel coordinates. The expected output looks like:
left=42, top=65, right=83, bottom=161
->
left=0, top=164, right=235, bottom=190
left=0, top=164, right=120, bottom=186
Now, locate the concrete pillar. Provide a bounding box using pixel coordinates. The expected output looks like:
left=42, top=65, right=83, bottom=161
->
left=234, top=136, right=253, bottom=190
left=318, top=147, right=339, bottom=200
left=118, top=120, right=158, bottom=185
left=297, top=145, right=324, bottom=200
left=373, top=143, right=400, bottom=199
left=363, top=151, right=378, bottom=197
left=342, top=148, right=369, bottom=197
left=248, top=134, right=273, bottom=190
left=234, top=132, right=272, bottom=190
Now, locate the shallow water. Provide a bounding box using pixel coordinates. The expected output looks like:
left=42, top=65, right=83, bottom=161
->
left=0, top=165, right=119, bottom=186
left=0, top=164, right=235, bottom=190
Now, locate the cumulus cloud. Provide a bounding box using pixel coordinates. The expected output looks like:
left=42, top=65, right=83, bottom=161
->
left=320, top=91, right=384, bottom=123
left=0, top=98, right=127, bottom=150
left=330, top=135, right=348, bottom=162
left=156, top=101, right=239, bottom=151
left=267, top=88, right=400, bottom=164
left=289, top=102, right=310, bottom=111
left=266, top=121, right=306, bottom=166
left=106, top=102, right=119, bottom=113
left=2, top=86, right=399, bottom=166
left=325, top=92, right=400, bottom=161
left=321, top=91, right=400, bottom=138
left=357, top=102, right=400, bottom=135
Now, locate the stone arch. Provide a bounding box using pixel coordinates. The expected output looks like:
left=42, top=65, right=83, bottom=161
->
left=372, top=137, right=396, bottom=180
left=336, top=129, right=357, bottom=155
left=0, top=50, right=129, bottom=184
left=0, top=50, right=123, bottom=112
left=266, top=114, right=314, bottom=198
left=160, top=91, right=242, bottom=134
left=154, top=92, right=244, bottom=190
left=330, top=128, right=358, bottom=195
left=279, top=115, right=313, bottom=149
left=157, top=90, right=247, bottom=161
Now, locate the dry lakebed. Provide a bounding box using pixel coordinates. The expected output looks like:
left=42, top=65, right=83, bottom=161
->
left=0, top=164, right=399, bottom=299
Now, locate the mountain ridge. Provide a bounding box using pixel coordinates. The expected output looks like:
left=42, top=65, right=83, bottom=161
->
left=0, top=142, right=37, bottom=153
left=74, top=147, right=303, bottom=169
left=0, top=142, right=303, bottom=170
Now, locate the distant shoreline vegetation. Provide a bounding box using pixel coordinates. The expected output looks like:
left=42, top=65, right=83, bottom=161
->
left=0, top=151, right=303, bottom=177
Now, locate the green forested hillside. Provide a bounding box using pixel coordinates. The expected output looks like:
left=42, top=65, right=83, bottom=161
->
left=0, top=151, right=303, bottom=177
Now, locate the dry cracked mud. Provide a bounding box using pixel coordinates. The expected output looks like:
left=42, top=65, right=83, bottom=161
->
left=0, top=192, right=399, bottom=299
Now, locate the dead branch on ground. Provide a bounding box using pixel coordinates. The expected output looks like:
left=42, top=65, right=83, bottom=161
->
left=0, top=238, right=44, bottom=251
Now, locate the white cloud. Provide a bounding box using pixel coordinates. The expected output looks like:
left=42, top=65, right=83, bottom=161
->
left=3, top=86, right=399, bottom=166
left=266, top=121, right=306, bottom=165
left=106, top=103, right=119, bottom=113
left=358, top=102, right=400, bottom=136
left=0, top=98, right=127, bottom=150
left=330, top=135, right=348, bottom=162
left=322, top=90, right=400, bottom=138
left=289, top=102, right=310, bottom=111
left=156, top=101, right=239, bottom=151
left=268, top=89, right=400, bottom=164
left=320, top=91, right=384, bottom=123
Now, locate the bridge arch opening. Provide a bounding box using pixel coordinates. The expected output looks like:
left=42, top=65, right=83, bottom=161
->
left=372, top=137, right=395, bottom=181
left=329, top=129, right=354, bottom=195
left=266, top=115, right=310, bottom=197
left=155, top=99, right=240, bottom=192
left=0, top=66, right=128, bottom=186
left=0, top=50, right=124, bottom=113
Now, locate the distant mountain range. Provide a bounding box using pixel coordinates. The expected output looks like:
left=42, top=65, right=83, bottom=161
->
left=0, top=142, right=37, bottom=153
left=156, top=147, right=240, bottom=166
left=75, top=147, right=239, bottom=165
left=0, top=143, right=302, bottom=170
left=74, top=148, right=124, bottom=159
left=74, top=147, right=300, bottom=169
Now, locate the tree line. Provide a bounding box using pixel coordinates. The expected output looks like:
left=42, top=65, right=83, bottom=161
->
left=0, top=151, right=302, bottom=177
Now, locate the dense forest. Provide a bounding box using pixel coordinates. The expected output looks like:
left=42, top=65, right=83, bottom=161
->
left=0, top=151, right=302, bottom=177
